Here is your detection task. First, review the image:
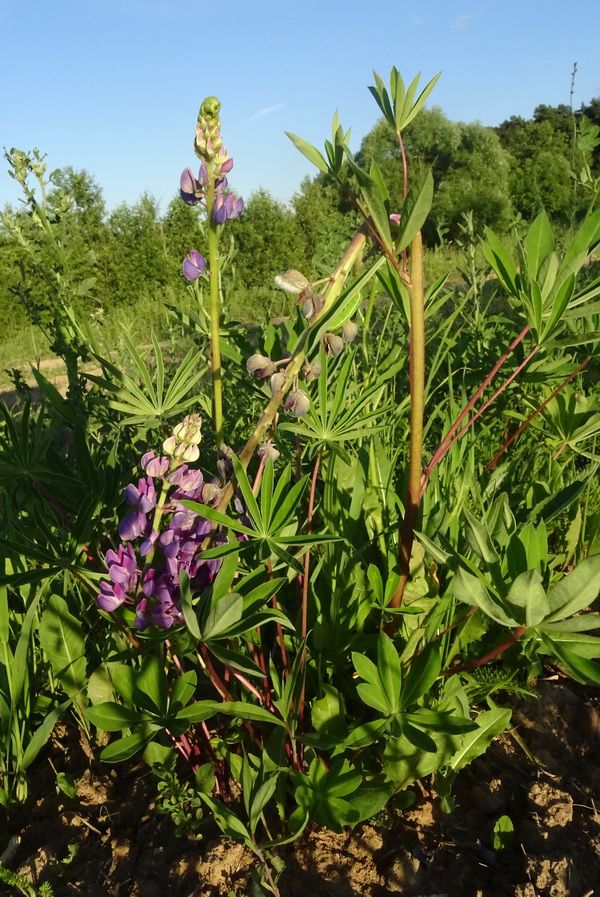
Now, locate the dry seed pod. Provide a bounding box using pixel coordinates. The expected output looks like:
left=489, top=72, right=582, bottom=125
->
left=285, top=388, right=310, bottom=417
left=274, top=269, right=310, bottom=294
left=246, top=354, right=276, bottom=379
left=258, top=443, right=281, bottom=463
left=322, top=332, right=344, bottom=357
left=342, top=319, right=359, bottom=343
left=301, top=292, right=325, bottom=320
left=269, top=372, right=287, bottom=395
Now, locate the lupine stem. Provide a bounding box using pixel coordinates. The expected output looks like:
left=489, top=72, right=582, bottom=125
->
left=206, top=170, right=224, bottom=446
left=212, top=227, right=369, bottom=520
left=390, top=232, right=425, bottom=609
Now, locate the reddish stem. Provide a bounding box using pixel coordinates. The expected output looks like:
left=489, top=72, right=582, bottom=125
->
left=484, top=356, right=591, bottom=473
left=440, top=626, right=526, bottom=676
left=423, top=324, right=531, bottom=483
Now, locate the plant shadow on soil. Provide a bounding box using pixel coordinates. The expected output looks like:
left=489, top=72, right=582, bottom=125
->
left=4, top=677, right=600, bottom=897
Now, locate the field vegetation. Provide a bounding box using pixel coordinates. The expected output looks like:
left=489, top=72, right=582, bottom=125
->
left=0, top=69, right=599, bottom=896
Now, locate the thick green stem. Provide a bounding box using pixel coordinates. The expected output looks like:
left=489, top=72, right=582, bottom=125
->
left=390, top=232, right=425, bottom=609
left=206, top=174, right=224, bottom=446
left=214, top=228, right=368, bottom=518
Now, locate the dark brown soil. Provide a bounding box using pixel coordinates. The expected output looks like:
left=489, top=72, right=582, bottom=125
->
left=3, top=677, right=600, bottom=897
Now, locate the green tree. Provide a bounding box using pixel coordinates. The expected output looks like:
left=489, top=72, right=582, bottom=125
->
left=102, top=194, right=171, bottom=307
left=357, top=107, right=512, bottom=242
left=497, top=117, right=573, bottom=219
left=228, top=188, right=308, bottom=289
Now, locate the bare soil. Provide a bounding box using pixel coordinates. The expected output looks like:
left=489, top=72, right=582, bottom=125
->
left=2, top=677, right=600, bottom=896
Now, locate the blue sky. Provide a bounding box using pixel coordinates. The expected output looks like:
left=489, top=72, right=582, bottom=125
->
left=1, top=0, right=599, bottom=213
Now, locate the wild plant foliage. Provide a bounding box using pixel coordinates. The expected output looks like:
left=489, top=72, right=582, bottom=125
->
left=1, top=70, right=600, bottom=895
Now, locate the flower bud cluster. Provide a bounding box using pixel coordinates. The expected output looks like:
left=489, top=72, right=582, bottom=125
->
left=163, top=414, right=203, bottom=463
left=179, top=96, right=243, bottom=224
left=97, top=418, right=225, bottom=631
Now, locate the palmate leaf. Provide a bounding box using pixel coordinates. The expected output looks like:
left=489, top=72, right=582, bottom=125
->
left=88, top=339, right=207, bottom=426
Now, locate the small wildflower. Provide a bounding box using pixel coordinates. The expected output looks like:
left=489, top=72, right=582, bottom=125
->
left=182, top=250, right=206, bottom=282
left=213, top=192, right=244, bottom=224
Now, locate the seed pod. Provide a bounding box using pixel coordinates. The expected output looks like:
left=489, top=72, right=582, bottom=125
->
left=285, top=388, right=310, bottom=418
left=274, top=269, right=310, bottom=294
left=342, top=319, right=359, bottom=343
left=301, top=292, right=325, bottom=320
left=246, top=354, right=276, bottom=379
left=303, top=361, right=322, bottom=382
left=322, top=332, right=344, bottom=357
left=269, top=372, right=287, bottom=395
left=258, top=443, right=281, bottom=463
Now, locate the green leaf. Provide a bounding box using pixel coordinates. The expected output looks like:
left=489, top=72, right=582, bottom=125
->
left=506, top=570, right=549, bottom=628
left=249, top=773, right=279, bottom=833
left=20, top=699, right=70, bottom=771
left=348, top=778, right=395, bottom=823
left=399, top=644, right=441, bottom=710
left=39, top=595, right=87, bottom=706
left=208, top=644, right=266, bottom=679
left=544, top=554, right=600, bottom=623
left=396, top=170, right=434, bottom=255
left=404, top=710, right=477, bottom=733
left=311, top=684, right=346, bottom=736
left=86, top=702, right=151, bottom=731
left=449, top=707, right=512, bottom=772
left=179, top=571, right=201, bottom=641
left=100, top=730, right=156, bottom=763
left=169, top=670, right=197, bottom=709
left=464, top=509, right=500, bottom=566
left=357, top=682, right=391, bottom=714
left=174, top=701, right=218, bottom=724
left=540, top=634, right=600, bottom=685
left=453, top=567, right=516, bottom=627
left=136, top=655, right=168, bottom=715
left=202, top=592, right=243, bottom=640
left=377, top=633, right=401, bottom=711
left=524, top=212, right=554, bottom=281
left=217, top=702, right=286, bottom=728
left=285, top=133, right=329, bottom=173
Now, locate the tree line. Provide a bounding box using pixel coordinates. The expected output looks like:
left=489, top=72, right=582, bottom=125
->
left=1, top=98, right=598, bottom=334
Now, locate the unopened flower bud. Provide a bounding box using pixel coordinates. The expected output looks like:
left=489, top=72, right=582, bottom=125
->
left=247, top=354, right=276, bottom=380
left=173, top=414, right=203, bottom=445
left=342, top=319, right=359, bottom=343
left=322, top=333, right=345, bottom=357
left=269, top=372, right=287, bottom=394
left=258, top=443, right=281, bottom=463
left=285, top=388, right=310, bottom=417
left=274, top=269, right=310, bottom=294
left=199, top=96, right=221, bottom=124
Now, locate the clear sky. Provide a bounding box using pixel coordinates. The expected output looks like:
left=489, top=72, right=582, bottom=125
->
left=1, top=0, right=599, bottom=213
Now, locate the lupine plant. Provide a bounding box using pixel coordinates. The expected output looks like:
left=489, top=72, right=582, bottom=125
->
left=1, top=71, right=600, bottom=896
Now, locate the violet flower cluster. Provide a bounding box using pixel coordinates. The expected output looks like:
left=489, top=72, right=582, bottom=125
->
left=97, top=416, right=224, bottom=631
left=180, top=95, right=243, bottom=224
